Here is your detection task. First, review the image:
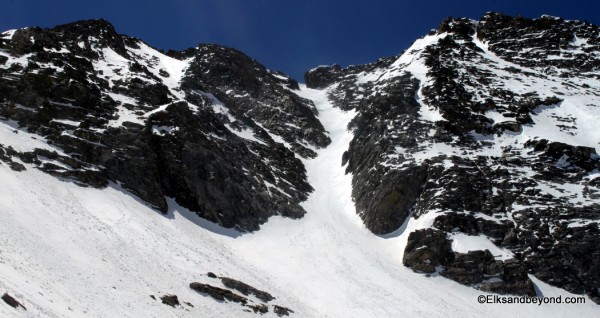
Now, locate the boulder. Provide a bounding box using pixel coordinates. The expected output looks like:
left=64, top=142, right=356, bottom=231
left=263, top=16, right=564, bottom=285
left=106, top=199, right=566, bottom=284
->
left=1, top=293, right=26, bottom=310
left=189, top=282, right=248, bottom=304
left=403, top=229, right=453, bottom=273
left=160, top=294, right=180, bottom=307
left=220, top=277, right=275, bottom=302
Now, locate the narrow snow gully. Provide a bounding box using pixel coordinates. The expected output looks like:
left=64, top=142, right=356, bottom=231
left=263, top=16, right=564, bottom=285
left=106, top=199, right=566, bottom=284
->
left=231, top=84, right=599, bottom=318
left=233, top=84, right=416, bottom=317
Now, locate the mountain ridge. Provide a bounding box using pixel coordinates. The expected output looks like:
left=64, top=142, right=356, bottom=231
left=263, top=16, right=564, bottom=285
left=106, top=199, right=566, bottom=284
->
left=1, top=12, right=599, bottom=317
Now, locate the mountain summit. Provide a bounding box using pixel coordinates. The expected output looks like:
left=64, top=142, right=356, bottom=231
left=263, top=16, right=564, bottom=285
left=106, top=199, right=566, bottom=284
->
left=0, top=13, right=599, bottom=317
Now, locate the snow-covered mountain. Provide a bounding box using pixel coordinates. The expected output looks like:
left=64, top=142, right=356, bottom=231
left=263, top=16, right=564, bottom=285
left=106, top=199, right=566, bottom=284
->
left=1, top=12, right=599, bottom=317
left=306, top=12, right=600, bottom=303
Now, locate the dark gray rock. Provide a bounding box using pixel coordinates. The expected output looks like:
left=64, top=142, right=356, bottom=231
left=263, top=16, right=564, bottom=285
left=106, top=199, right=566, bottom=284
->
left=304, top=13, right=600, bottom=303
left=443, top=251, right=535, bottom=296
left=148, top=102, right=309, bottom=231
left=181, top=44, right=331, bottom=158
left=1, top=293, right=26, bottom=310
left=403, top=229, right=453, bottom=273
left=160, top=294, right=180, bottom=307
left=247, top=303, right=269, bottom=314
left=478, top=12, right=600, bottom=74
left=442, top=250, right=497, bottom=285
left=2, top=13, right=600, bottom=305
left=189, top=282, right=248, bottom=304
left=220, top=277, right=275, bottom=303
left=304, top=65, right=343, bottom=89
left=403, top=229, right=535, bottom=296
left=0, top=19, right=318, bottom=232
left=273, top=305, right=294, bottom=317
left=433, top=213, right=514, bottom=244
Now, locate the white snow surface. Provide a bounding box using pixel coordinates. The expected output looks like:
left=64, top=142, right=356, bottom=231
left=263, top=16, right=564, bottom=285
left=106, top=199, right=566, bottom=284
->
left=1, top=85, right=598, bottom=317
left=0, top=119, right=66, bottom=155
left=92, top=41, right=193, bottom=128
left=450, top=233, right=514, bottom=261
left=127, top=41, right=191, bottom=100
left=0, top=29, right=16, bottom=39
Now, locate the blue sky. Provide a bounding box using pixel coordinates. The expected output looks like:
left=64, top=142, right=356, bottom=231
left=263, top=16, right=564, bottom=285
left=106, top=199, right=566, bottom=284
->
left=2, top=0, right=599, bottom=80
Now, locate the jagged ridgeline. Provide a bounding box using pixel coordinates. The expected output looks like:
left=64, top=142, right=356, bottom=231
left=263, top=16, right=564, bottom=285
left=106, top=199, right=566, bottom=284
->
left=0, top=19, right=330, bottom=231
left=305, top=13, right=600, bottom=303
left=1, top=12, right=599, bottom=305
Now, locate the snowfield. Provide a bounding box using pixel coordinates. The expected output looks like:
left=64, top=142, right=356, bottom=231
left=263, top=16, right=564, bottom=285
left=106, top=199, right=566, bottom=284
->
left=1, top=85, right=598, bottom=317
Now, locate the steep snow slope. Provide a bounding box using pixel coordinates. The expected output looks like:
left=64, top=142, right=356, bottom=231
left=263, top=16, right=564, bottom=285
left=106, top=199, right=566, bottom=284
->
left=0, top=163, right=311, bottom=317
left=2, top=85, right=598, bottom=317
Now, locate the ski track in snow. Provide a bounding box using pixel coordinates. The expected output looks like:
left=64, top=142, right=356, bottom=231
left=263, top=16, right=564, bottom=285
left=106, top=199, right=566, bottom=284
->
left=1, top=86, right=599, bottom=317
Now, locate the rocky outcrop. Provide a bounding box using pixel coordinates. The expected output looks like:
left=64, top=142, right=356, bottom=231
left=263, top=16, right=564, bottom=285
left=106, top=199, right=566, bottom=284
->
left=2, top=13, right=599, bottom=304
left=189, top=275, right=293, bottom=315
left=159, top=294, right=180, bottom=307
left=189, top=282, right=248, bottom=304
left=219, top=277, right=275, bottom=303
left=403, top=229, right=453, bottom=273
left=181, top=44, right=331, bottom=158
left=273, top=305, right=294, bottom=317
left=1, top=293, right=26, bottom=310
left=443, top=251, right=535, bottom=296
left=307, top=13, right=600, bottom=303
left=247, top=304, right=269, bottom=314
left=330, top=71, right=431, bottom=234
left=403, top=229, right=535, bottom=296
left=527, top=222, right=600, bottom=302
left=433, top=213, right=514, bottom=244
left=477, top=12, right=600, bottom=74
left=0, top=19, right=317, bottom=231
left=304, top=65, right=344, bottom=89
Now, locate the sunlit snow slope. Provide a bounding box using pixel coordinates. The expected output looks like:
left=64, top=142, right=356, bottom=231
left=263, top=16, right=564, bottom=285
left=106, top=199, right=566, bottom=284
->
left=1, top=84, right=598, bottom=317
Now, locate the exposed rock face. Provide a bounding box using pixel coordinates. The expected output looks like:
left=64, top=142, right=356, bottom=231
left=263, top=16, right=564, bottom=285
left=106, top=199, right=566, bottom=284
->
left=477, top=13, right=600, bottom=73
left=181, top=44, right=330, bottom=158
left=2, top=13, right=600, bottom=305
left=304, top=64, right=344, bottom=89
left=0, top=19, right=318, bottom=231
left=433, top=213, right=513, bottom=244
left=403, top=229, right=535, bottom=296
left=148, top=101, right=308, bottom=228
left=306, top=13, right=600, bottom=303
left=402, top=229, right=453, bottom=273
left=189, top=275, right=293, bottom=315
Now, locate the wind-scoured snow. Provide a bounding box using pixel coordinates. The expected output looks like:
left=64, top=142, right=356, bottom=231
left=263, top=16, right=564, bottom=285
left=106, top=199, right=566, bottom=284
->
left=0, top=119, right=66, bottom=154
left=90, top=41, right=194, bottom=127
left=106, top=93, right=145, bottom=128
left=224, top=124, right=267, bottom=145
left=0, top=29, right=16, bottom=40
left=127, top=41, right=191, bottom=100
left=450, top=233, right=514, bottom=261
